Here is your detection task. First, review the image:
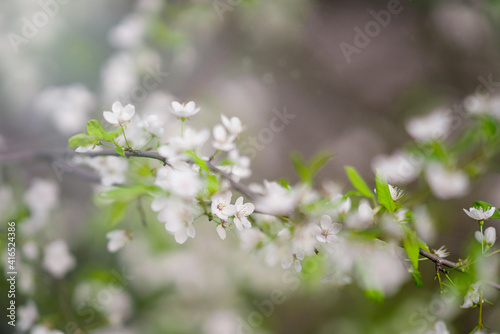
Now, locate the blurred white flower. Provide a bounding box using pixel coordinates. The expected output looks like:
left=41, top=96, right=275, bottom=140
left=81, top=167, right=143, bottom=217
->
left=42, top=240, right=76, bottom=278
left=18, top=300, right=38, bottom=331
left=30, top=325, right=64, bottom=334
left=475, top=226, right=496, bottom=246
left=464, top=95, right=490, bottom=115
left=168, top=168, right=203, bottom=199
left=345, top=199, right=373, bottom=230
left=154, top=166, right=170, bottom=190
left=153, top=198, right=197, bottom=244
left=225, top=150, right=251, bottom=181
left=169, top=101, right=200, bottom=118
left=405, top=109, right=452, bottom=142
left=108, top=14, right=145, bottom=49
left=101, top=52, right=138, bottom=103
left=425, top=320, right=450, bottom=334
left=239, top=228, right=264, bottom=251
left=24, top=178, right=59, bottom=217
left=282, top=251, right=305, bottom=272
left=371, top=150, right=422, bottom=184
left=221, top=114, right=243, bottom=136
left=103, top=101, right=135, bottom=126
left=170, top=127, right=210, bottom=151
left=89, top=156, right=129, bottom=186
left=464, top=206, right=496, bottom=221
left=212, top=124, right=236, bottom=151
left=22, top=241, right=39, bottom=261
left=425, top=163, right=469, bottom=199
left=335, top=197, right=352, bottom=215
left=106, top=230, right=132, bottom=252
left=255, top=180, right=298, bottom=215
left=461, top=281, right=482, bottom=308
left=33, top=84, right=95, bottom=135
left=203, top=310, right=239, bottom=334
left=75, top=144, right=102, bottom=153
left=138, top=114, right=164, bottom=137
left=311, top=215, right=342, bottom=243
left=211, top=191, right=234, bottom=220
left=228, top=196, right=254, bottom=231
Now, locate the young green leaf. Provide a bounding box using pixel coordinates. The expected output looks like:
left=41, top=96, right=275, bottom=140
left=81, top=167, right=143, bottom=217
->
left=290, top=151, right=309, bottom=184
left=87, top=119, right=108, bottom=138
left=402, top=225, right=420, bottom=272
left=345, top=166, right=375, bottom=199
left=115, top=145, right=125, bottom=157
left=374, top=171, right=396, bottom=213
left=68, top=133, right=99, bottom=149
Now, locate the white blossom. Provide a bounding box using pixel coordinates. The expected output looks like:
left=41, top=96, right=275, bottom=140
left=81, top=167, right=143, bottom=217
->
left=282, top=250, right=305, bottom=272
left=389, top=184, right=404, bottom=201
left=464, top=206, right=496, bottom=221
left=221, top=114, right=243, bottom=136
left=425, top=321, right=450, bottom=334
left=169, top=101, right=200, bottom=118
left=106, top=230, right=132, bottom=252
left=152, top=198, right=197, bottom=244
left=228, top=196, right=254, bottom=231
left=335, top=197, right=352, bottom=215
left=103, top=101, right=135, bottom=126
left=170, top=127, right=210, bottom=151
left=433, top=246, right=449, bottom=258
left=168, top=168, right=203, bottom=198
left=405, top=109, right=452, bottom=142
left=254, top=181, right=298, bottom=215
left=475, top=226, right=496, bottom=246
left=425, top=163, right=469, bottom=199
left=24, top=178, right=59, bottom=217
left=30, top=325, right=65, bottom=334
left=42, top=240, right=76, bottom=278
left=138, top=114, right=164, bottom=137
left=108, top=14, right=145, bottom=49
left=371, top=150, right=422, bottom=184
left=311, top=215, right=342, bottom=243
left=18, top=300, right=38, bottom=331
left=212, top=124, right=236, bottom=151
left=461, top=281, right=482, bottom=308
left=89, top=156, right=129, bottom=186
left=211, top=191, right=234, bottom=220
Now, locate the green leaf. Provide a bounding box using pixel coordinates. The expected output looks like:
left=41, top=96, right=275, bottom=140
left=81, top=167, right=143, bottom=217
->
left=68, top=133, right=99, bottom=149
left=364, top=289, right=384, bottom=304
left=102, top=128, right=123, bottom=142
left=309, top=151, right=333, bottom=178
left=207, top=174, right=219, bottom=195
left=278, top=178, right=291, bottom=189
left=87, top=119, right=108, bottom=138
left=412, top=271, right=423, bottom=287
left=186, top=151, right=209, bottom=172
left=345, top=166, right=375, bottom=199
left=290, top=151, right=309, bottom=183
left=417, top=237, right=430, bottom=252
left=402, top=225, right=420, bottom=272
left=107, top=201, right=128, bottom=229
left=115, top=145, right=125, bottom=157
left=100, top=185, right=155, bottom=202
left=374, top=171, right=396, bottom=213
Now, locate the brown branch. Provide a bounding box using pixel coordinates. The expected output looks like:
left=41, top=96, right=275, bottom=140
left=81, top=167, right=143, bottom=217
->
left=419, top=248, right=500, bottom=291
left=0, top=147, right=257, bottom=199
left=419, top=248, right=459, bottom=269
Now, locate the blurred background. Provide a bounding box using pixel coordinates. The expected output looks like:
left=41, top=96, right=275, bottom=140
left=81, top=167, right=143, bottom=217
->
left=2, top=0, right=500, bottom=333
